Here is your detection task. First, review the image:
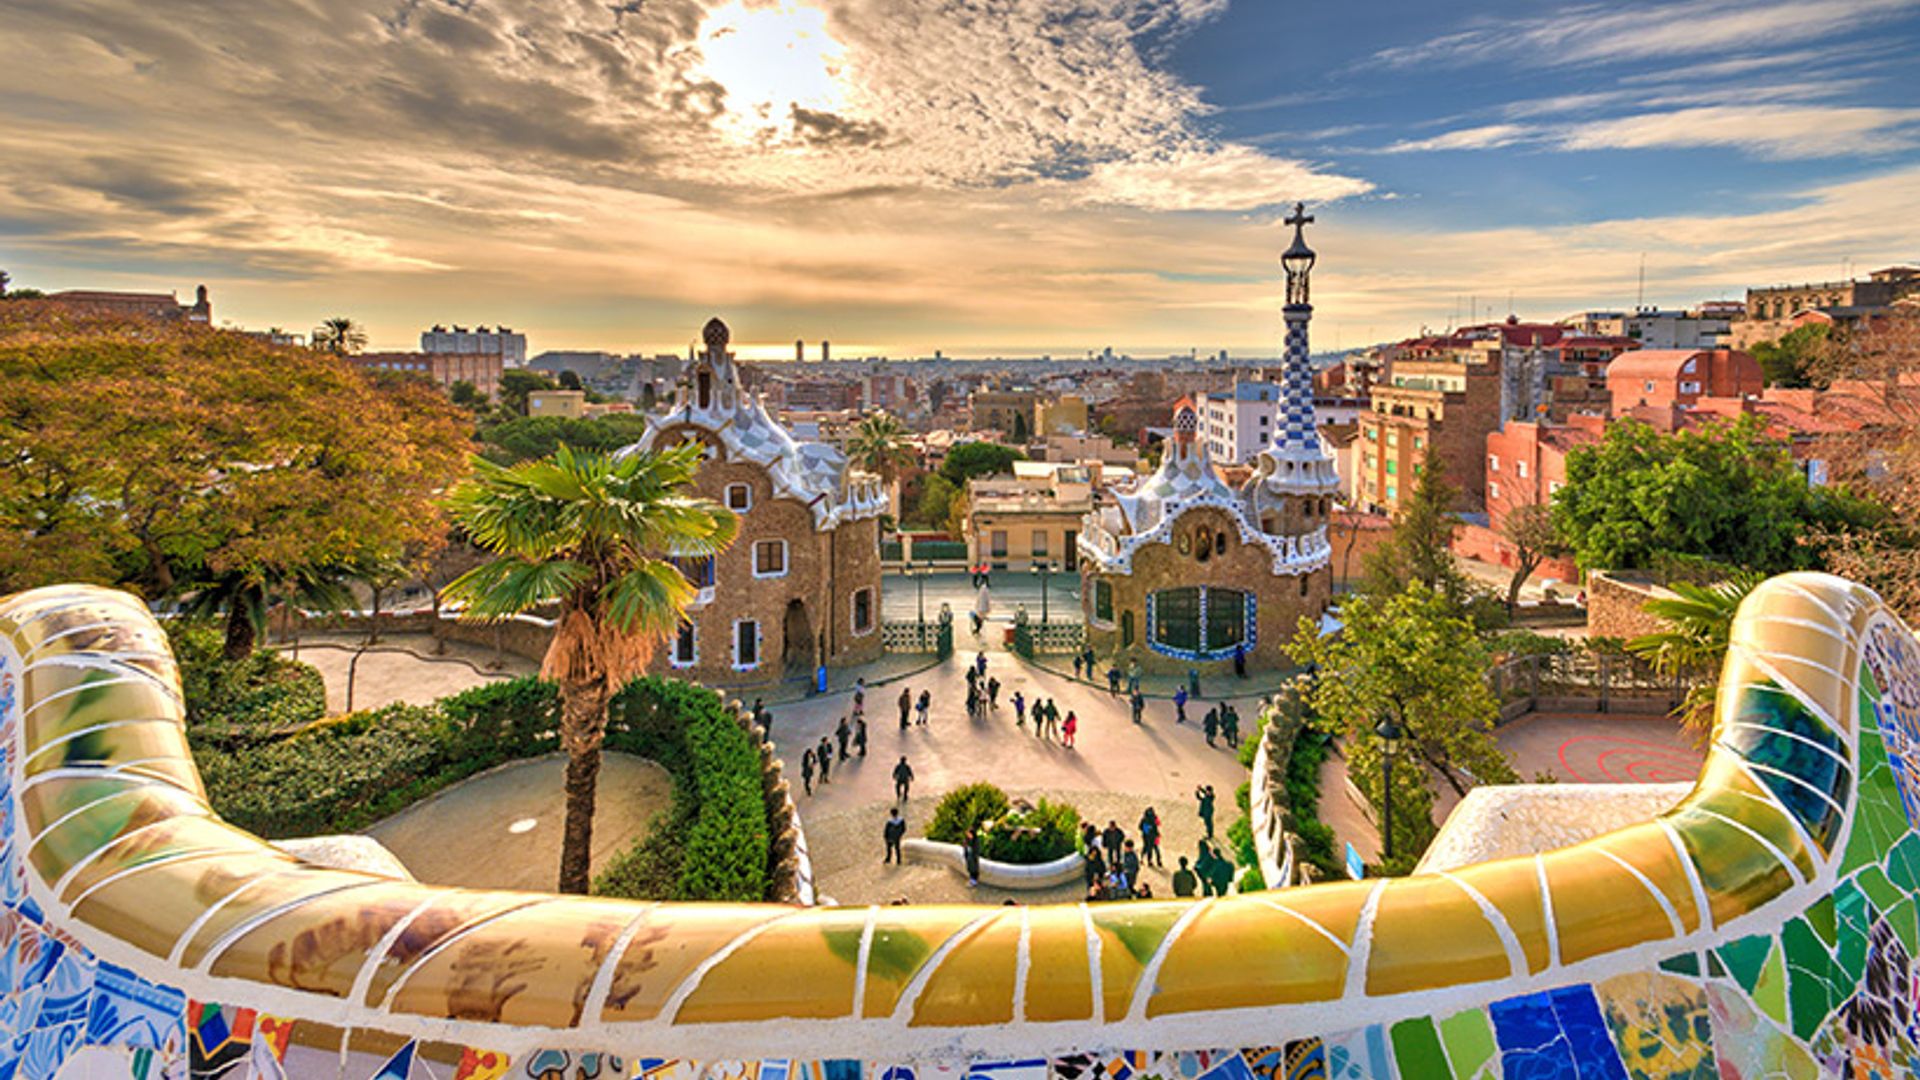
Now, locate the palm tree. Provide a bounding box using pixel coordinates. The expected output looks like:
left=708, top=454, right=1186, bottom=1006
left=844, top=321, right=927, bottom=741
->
left=312, top=316, right=367, bottom=355
left=182, top=561, right=355, bottom=661
left=847, top=411, right=915, bottom=521
left=1625, top=573, right=1761, bottom=737
left=441, top=442, right=736, bottom=893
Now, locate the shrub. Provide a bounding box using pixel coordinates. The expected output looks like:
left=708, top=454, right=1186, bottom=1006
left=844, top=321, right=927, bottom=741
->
left=926, top=782, right=1012, bottom=844
left=167, top=619, right=326, bottom=748
left=979, top=798, right=1080, bottom=864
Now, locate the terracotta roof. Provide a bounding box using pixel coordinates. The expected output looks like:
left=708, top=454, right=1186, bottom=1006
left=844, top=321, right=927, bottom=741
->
left=1603, top=349, right=1711, bottom=381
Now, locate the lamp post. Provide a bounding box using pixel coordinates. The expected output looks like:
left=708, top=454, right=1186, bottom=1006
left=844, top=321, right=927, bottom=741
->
left=1030, top=559, right=1058, bottom=624
left=1374, top=712, right=1405, bottom=863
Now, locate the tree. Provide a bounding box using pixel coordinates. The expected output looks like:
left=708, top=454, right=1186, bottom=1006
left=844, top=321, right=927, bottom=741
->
left=1500, top=500, right=1566, bottom=614
left=311, top=316, right=367, bottom=355
left=915, top=473, right=959, bottom=529
left=0, top=309, right=472, bottom=651
left=496, top=369, right=558, bottom=417
left=1361, top=456, right=1502, bottom=628
left=477, top=414, right=651, bottom=465
left=449, top=380, right=486, bottom=410
left=1287, top=583, right=1518, bottom=866
left=847, top=411, right=915, bottom=489
left=441, top=443, right=737, bottom=893
left=1554, top=414, right=1874, bottom=576
left=1626, top=574, right=1760, bottom=738
left=939, top=440, right=1024, bottom=486
left=947, top=487, right=970, bottom=541
left=557, top=369, right=584, bottom=391
left=1010, top=410, right=1031, bottom=443
left=1751, top=324, right=1830, bottom=388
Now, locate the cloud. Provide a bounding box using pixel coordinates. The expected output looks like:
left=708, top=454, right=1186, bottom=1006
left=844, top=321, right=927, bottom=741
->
left=1369, top=0, right=1920, bottom=69
left=1068, top=145, right=1372, bottom=211
left=1377, top=124, right=1532, bottom=153
left=1555, top=105, right=1920, bottom=158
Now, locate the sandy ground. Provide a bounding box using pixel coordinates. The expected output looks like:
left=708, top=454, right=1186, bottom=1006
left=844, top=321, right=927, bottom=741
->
left=272, top=632, right=538, bottom=713
left=366, top=752, right=673, bottom=892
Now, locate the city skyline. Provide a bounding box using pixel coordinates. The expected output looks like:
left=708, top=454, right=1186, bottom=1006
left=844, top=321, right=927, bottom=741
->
left=4, top=0, right=1919, bottom=354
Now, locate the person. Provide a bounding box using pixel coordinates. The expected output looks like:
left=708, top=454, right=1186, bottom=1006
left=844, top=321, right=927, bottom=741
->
left=1012, top=690, right=1027, bottom=728
left=970, top=609, right=983, bottom=635
left=965, top=682, right=980, bottom=720
left=1233, top=642, right=1247, bottom=679
left=899, top=686, right=913, bottom=731
left=1173, top=685, right=1188, bottom=725
left=1133, top=880, right=1154, bottom=900
left=1130, top=690, right=1144, bottom=725
left=1187, top=667, right=1202, bottom=700
left=1195, top=783, right=1216, bottom=838
left=1222, top=704, right=1240, bottom=749
left=1122, top=840, right=1140, bottom=892
left=852, top=678, right=866, bottom=718
left=1127, top=658, right=1141, bottom=696
left=892, top=755, right=915, bottom=803
left=1106, top=665, right=1122, bottom=695
left=1172, top=856, right=1198, bottom=898
left=1081, top=821, right=1100, bottom=856
left=976, top=652, right=988, bottom=679
left=1073, top=652, right=1085, bottom=680
left=883, top=807, right=906, bottom=864
left=987, top=676, right=1000, bottom=709
left=1202, top=706, right=1218, bottom=748
left=1087, top=881, right=1108, bottom=903
left=1083, top=647, right=1097, bottom=682
left=1207, top=844, right=1236, bottom=897
left=1101, top=820, right=1124, bottom=862
left=1139, top=807, right=1162, bottom=868
left=1195, top=843, right=1218, bottom=897
left=854, top=715, right=868, bottom=757
left=1106, top=866, right=1130, bottom=899
left=916, top=690, right=931, bottom=727
left=836, top=716, right=852, bottom=761
left=800, top=748, right=815, bottom=796
left=1085, top=846, right=1107, bottom=889
left=1062, top=710, right=1078, bottom=749
left=817, top=736, right=834, bottom=784
left=963, top=827, right=982, bottom=887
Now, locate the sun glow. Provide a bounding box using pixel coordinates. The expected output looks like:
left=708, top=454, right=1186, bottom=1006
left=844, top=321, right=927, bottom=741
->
left=693, top=1, right=851, bottom=142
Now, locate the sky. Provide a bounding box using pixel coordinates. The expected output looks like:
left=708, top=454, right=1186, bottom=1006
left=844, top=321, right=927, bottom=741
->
left=2, top=0, right=1919, bottom=358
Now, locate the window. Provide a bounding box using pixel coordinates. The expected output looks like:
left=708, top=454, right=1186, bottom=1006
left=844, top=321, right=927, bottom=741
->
left=1152, top=587, right=1201, bottom=652
left=1489, top=480, right=1501, bottom=500
left=725, top=483, right=752, bottom=512
left=733, top=619, right=759, bottom=669
left=1515, top=460, right=1528, bottom=479
left=1031, top=530, right=1048, bottom=557
left=1094, top=579, right=1114, bottom=624
left=852, top=588, right=874, bottom=634
left=671, top=555, right=715, bottom=595
left=671, top=620, right=697, bottom=667
left=1204, top=589, right=1248, bottom=651
left=1549, top=480, right=1563, bottom=495
left=1489, top=454, right=1500, bottom=472
left=1679, top=380, right=1701, bottom=394
left=1644, top=380, right=1656, bottom=393
left=753, top=539, right=788, bottom=578
left=1386, top=460, right=1397, bottom=475
left=1148, top=586, right=1252, bottom=659
left=991, top=530, right=1008, bottom=558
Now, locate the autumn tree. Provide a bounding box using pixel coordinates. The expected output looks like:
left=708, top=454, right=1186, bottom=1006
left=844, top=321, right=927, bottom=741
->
left=1751, top=323, right=1830, bottom=388
left=0, top=307, right=472, bottom=656
left=1500, top=499, right=1566, bottom=614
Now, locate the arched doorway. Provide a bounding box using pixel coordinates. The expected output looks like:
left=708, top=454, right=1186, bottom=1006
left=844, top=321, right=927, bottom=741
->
left=1120, top=609, right=1135, bottom=649
left=783, top=600, right=813, bottom=675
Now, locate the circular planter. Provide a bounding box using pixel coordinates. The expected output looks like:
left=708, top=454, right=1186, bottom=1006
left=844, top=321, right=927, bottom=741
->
left=900, top=839, right=1085, bottom=889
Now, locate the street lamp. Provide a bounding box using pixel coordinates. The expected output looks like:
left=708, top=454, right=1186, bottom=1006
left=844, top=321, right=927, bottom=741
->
left=1374, top=712, right=1405, bottom=863
left=1029, top=559, right=1058, bottom=624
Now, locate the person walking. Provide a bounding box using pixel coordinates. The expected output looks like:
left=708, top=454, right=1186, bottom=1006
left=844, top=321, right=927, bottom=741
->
left=916, top=690, right=931, bottom=727
left=1045, top=701, right=1061, bottom=741
left=1172, top=856, right=1198, bottom=898
left=1082, top=647, right=1096, bottom=683
left=853, top=677, right=866, bottom=713
left=817, top=736, right=834, bottom=784
left=1233, top=643, right=1247, bottom=679
left=1130, top=690, right=1145, bottom=725
left=1122, top=841, right=1140, bottom=892
left=963, top=827, right=982, bottom=887
left=1101, top=820, right=1124, bottom=863
left=1127, top=659, right=1141, bottom=697
left=1187, top=667, right=1202, bottom=701
left=1195, top=783, right=1216, bottom=838
left=883, top=807, right=906, bottom=864
left=1195, top=843, right=1219, bottom=897
left=892, top=756, right=915, bottom=803
left=1202, top=706, right=1218, bottom=748
left=898, top=686, right=913, bottom=731
left=1223, top=704, right=1240, bottom=749
left=1061, top=710, right=1078, bottom=749
left=1173, top=685, right=1188, bottom=725
left=965, top=682, right=980, bottom=720
left=800, top=748, right=816, bottom=796
left=987, top=676, right=1000, bottom=709
left=1012, top=690, right=1027, bottom=728
left=1139, top=807, right=1162, bottom=868
left=835, top=716, right=852, bottom=761
left=854, top=715, right=868, bottom=757
left=1072, top=652, right=1084, bottom=680
left=1106, top=665, right=1121, bottom=695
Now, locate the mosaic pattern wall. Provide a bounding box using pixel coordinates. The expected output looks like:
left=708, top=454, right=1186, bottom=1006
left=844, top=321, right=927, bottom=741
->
left=1, top=573, right=1918, bottom=1080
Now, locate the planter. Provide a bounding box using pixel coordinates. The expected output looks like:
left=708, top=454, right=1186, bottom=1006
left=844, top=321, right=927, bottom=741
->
left=901, top=839, right=1085, bottom=889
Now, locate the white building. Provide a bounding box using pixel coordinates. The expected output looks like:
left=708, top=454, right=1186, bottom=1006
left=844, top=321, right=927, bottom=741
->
left=1559, top=309, right=1730, bottom=349
left=421, top=324, right=529, bottom=367
left=1198, top=380, right=1282, bottom=464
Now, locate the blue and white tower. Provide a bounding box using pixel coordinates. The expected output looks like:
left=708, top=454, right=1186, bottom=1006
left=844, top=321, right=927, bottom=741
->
left=1250, top=203, right=1341, bottom=504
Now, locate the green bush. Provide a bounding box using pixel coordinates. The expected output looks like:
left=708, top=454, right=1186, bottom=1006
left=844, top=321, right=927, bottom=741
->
left=926, top=782, right=1012, bottom=844
left=167, top=620, right=326, bottom=748
left=979, top=798, right=1080, bottom=864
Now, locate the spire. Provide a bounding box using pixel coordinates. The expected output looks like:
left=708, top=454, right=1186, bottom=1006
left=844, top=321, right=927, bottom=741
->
left=1275, top=205, right=1321, bottom=456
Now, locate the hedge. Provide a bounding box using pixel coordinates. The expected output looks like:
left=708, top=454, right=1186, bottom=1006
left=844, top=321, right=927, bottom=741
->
left=189, top=660, right=773, bottom=902
left=924, top=782, right=1079, bottom=864
left=167, top=620, right=328, bottom=749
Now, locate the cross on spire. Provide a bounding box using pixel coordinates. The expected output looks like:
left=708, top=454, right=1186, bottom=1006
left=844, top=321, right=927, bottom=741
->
left=1284, top=202, right=1314, bottom=230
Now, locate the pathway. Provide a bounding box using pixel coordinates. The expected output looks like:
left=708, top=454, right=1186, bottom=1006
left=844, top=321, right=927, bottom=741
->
left=272, top=632, right=537, bottom=713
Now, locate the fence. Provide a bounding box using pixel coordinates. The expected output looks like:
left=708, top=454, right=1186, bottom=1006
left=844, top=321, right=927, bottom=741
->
left=1011, top=620, right=1086, bottom=659
left=882, top=618, right=953, bottom=658
left=1487, top=649, right=1691, bottom=723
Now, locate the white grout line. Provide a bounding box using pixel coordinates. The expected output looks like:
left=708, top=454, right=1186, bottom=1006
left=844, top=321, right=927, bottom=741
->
left=661, top=912, right=799, bottom=1023
left=1437, top=872, right=1527, bottom=980
left=850, top=906, right=877, bottom=1020
left=1126, top=899, right=1211, bottom=1022
left=1342, top=881, right=1387, bottom=1000
left=1592, top=849, right=1684, bottom=938
left=1534, top=855, right=1559, bottom=971
left=1012, top=906, right=1032, bottom=1024
left=348, top=894, right=446, bottom=1008
left=1081, top=903, right=1104, bottom=1025
left=889, top=911, right=995, bottom=1023
left=1657, top=818, right=1716, bottom=934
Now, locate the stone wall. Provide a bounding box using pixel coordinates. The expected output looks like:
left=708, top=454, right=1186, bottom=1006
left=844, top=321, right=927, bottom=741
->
left=1585, top=570, right=1677, bottom=641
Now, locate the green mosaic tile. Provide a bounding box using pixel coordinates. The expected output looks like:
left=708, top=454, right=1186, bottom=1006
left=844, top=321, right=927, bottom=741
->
left=1388, top=1017, right=1448, bottom=1080
left=1437, top=1008, right=1496, bottom=1080
left=1888, top=834, right=1920, bottom=893
left=1716, top=934, right=1772, bottom=993
left=1706, top=952, right=1726, bottom=978
left=1862, top=660, right=1883, bottom=704
left=1835, top=882, right=1874, bottom=985
left=1753, top=938, right=1789, bottom=1027
left=1783, top=918, right=1843, bottom=1041
left=1890, top=897, right=1919, bottom=958
left=1853, top=865, right=1902, bottom=915
left=1659, top=952, right=1701, bottom=977
left=1807, top=897, right=1837, bottom=948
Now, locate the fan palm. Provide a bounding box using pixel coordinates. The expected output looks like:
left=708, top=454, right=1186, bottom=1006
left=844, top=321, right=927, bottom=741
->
left=181, top=560, right=356, bottom=661
left=312, top=316, right=367, bottom=355
left=847, top=411, right=915, bottom=522
left=1625, top=572, right=1761, bottom=738
left=441, top=442, right=736, bottom=893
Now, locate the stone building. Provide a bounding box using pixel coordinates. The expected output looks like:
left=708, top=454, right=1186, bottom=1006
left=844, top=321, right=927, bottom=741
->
left=1077, top=206, right=1337, bottom=672
left=627, top=318, right=887, bottom=688
left=1735, top=266, right=1920, bottom=347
